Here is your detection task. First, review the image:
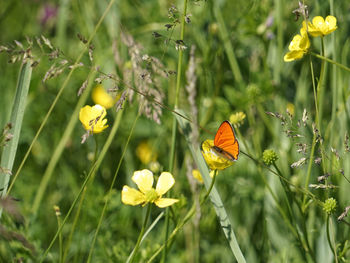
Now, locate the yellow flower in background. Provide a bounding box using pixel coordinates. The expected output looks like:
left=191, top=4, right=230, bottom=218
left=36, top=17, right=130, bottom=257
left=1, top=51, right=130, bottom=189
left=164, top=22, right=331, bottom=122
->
left=201, top=140, right=234, bottom=170
left=303, top=16, right=337, bottom=37
left=136, top=141, right=157, bottom=165
left=79, top=104, right=108, bottom=134
left=121, top=169, right=179, bottom=208
left=286, top=102, right=295, bottom=117
left=92, top=85, right=120, bottom=109
left=192, top=169, right=216, bottom=184
left=284, top=27, right=310, bottom=62
left=229, top=112, right=246, bottom=128
left=192, top=169, right=203, bottom=184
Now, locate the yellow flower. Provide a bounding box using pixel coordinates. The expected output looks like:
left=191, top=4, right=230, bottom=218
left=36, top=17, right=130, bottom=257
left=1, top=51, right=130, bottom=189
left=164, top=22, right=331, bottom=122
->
left=303, top=16, right=337, bottom=37
left=286, top=102, right=295, bottom=117
left=192, top=169, right=203, bottom=184
left=201, top=140, right=234, bottom=170
left=229, top=112, right=246, bottom=128
left=91, top=85, right=120, bottom=109
left=121, top=169, right=179, bottom=208
left=79, top=104, right=108, bottom=134
left=284, top=28, right=310, bottom=62
left=136, top=141, right=157, bottom=165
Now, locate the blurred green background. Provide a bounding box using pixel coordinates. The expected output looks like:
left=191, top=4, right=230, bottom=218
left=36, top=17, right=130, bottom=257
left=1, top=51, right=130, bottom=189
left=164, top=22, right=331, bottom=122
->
left=1, top=0, right=350, bottom=262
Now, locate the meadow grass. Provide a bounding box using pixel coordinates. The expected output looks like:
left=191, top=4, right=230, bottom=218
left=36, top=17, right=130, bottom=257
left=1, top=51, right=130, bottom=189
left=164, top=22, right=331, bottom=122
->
left=0, top=0, right=350, bottom=262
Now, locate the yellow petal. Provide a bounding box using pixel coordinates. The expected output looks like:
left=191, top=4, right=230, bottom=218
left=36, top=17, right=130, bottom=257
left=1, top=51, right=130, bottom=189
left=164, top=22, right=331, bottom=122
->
left=325, top=15, right=337, bottom=34
left=201, top=140, right=234, bottom=170
left=192, top=169, right=203, bottom=184
left=79, top=104, right=108, bottom=134
left=154, top=198, right=179, bottom=208
left=121, top=185, right=145, bottom=206
left=312, top=16, right=325, bottom=28
left=284, top=50, right=305, bottom=62
left=288, top=34, right=302, bottom=51
left=92, top=85, right=116, bottom=109
left=132, top=169, right=154, bottom=194
left=156, top=172, right=175, bottom=196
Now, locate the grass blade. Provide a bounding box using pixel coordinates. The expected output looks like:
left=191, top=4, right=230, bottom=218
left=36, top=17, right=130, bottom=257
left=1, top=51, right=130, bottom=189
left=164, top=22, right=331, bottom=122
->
left=0, top=61, right=32, bottom=207
left=176, top=112, right=246, bottom=263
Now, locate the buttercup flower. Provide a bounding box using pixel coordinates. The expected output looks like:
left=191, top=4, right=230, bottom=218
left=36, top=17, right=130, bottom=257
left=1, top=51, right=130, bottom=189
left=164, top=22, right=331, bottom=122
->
left=136, top=141, right=157, bottom=165
left=229, top=112, right=246, bottom=128
left=284, top=27, right=310, bottom=62
left=201, top=140, right=234, bottom=170
left=303, top=16, right=337, bottom=37
left=192, top=169, right=203, bottom=184
left=121, top=169, right=179, bottom=208
left=92, top=85, right=120, bottom=109
left=79, top=104, right=108, bottom=134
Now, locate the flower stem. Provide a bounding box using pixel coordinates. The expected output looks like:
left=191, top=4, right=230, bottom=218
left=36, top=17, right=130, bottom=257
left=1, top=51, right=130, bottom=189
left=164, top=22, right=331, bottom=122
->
left=128, top=204, right=152, bottom=263
left=310, top=52, right=350, bottom=73
left=147, top=169, right=219, bottom=263
left=39, top=102, right=122, bottom=262
left=326, top=215, right=339, bottom=263
left=164, top=1, right=188, bottom=262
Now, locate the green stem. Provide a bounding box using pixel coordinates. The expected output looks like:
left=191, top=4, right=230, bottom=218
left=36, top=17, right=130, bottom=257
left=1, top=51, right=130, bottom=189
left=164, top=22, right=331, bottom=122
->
left=273, top=163, right=313, bottom=261
left=39, top=163, right=97, bottom=262
left=31, top=70, right=94, bottom=215
left=329, top=0, right=337, bottom=175
left=326, top=215, right=338, bottom=263
left=39, top=101, right=122, bottom=262
left=62, top=186, right=87, bottom=262
left=0, top=60, right=32, bottom=215
left=54, top=208, right=63, bottom=263
left=7, top=0, right=116, bottom=195
left=62, top=131, right=100, bottom=262
left=163, top=1, right=188, bottom=262
left=128, top=204, right=152, bottom=263
left=214, top=4, right=243, bottom=85
left=147, top=169, right=218, bottom=263
left=200, top=170, right=217, bottom=205
left=310, top=52, right=350, bottom=73
left=86, top=106, right=136, bottom=263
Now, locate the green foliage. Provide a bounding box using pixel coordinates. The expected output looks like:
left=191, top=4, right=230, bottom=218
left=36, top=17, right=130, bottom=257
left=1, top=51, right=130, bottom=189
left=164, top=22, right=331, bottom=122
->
left=1, top=0, right=350, bottom=262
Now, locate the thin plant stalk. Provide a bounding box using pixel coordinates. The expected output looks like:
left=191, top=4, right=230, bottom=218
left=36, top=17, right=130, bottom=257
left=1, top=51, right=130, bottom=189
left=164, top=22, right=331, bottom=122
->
left=6, top=0, right=116, bottom=195
left=310, top=52, right=350, bottom=73
left=127, top=204, right=152, bottom=263
left=127, top=211, right=165, bottom=262
left=329, top=0, right=337, bottom=173
left=273, top=163, right=314, bottom=261
left=39, top=102, right=123, bottom=262
left=0, top=60, right=32, bottom=215
left=62, top=186, right=87, bottom=262
left=62, top=132, right=100, bottom=262
left=31, top=70, right=95, bottom=215
left=86, top=106, right=137, bottom=262
left=147, top=169, right=218, bottom=263
left=326, top=215, right=338, bottom=263
left=164, top=0, right=188, bottom=261
left=214, top=4, right=243, bottom=85
left=54, top=208, right=63, bottom=263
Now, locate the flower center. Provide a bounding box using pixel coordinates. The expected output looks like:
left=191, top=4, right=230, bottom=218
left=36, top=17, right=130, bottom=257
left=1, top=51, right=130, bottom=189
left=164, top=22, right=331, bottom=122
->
left=145, top=188, right=159, bottom=203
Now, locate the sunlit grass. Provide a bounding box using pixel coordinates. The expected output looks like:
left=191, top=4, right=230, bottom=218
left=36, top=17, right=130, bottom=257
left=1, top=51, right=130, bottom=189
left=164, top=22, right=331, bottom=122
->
left=0, top=0, right=350, bottom=262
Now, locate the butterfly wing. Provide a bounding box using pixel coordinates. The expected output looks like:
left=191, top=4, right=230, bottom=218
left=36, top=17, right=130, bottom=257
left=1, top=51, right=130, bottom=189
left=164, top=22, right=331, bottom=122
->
left=213, top=121, right=239, bottom=160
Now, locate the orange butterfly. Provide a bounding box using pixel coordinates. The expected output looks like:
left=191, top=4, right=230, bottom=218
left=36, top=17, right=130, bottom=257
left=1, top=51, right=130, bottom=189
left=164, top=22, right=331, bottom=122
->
left=211, top=121, right=239, bottom=161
